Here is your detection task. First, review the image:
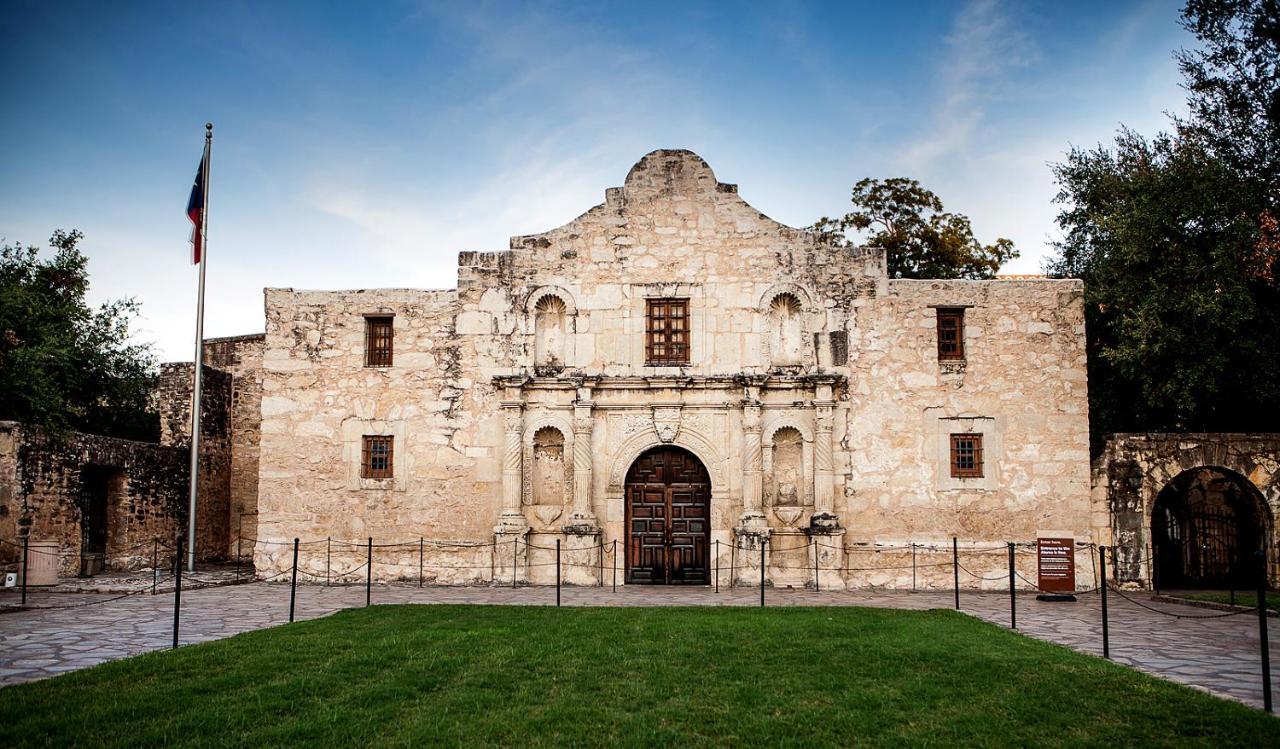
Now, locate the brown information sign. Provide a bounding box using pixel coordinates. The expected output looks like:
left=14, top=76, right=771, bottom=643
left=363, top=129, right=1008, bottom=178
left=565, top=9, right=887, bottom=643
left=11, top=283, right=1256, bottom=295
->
left=1036, top=538, right=1075, bottom=594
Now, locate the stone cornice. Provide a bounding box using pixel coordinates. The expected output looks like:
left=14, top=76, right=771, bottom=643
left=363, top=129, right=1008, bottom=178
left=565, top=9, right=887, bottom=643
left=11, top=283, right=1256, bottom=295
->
left=493, top=373, right=845, bottom=392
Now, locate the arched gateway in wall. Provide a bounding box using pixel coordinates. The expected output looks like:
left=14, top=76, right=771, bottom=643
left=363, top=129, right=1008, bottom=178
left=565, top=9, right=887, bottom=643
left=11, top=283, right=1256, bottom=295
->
left=1151, top=467, right=1271, bottom=589
left=625, top=446, right=711, bottom=585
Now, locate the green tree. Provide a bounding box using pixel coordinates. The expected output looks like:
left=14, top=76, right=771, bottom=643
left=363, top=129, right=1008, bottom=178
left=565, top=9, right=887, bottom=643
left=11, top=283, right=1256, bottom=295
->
left=1177, top=0, right=1280, bottom=198
left=0, top=230, right=159, bottom=441
left=1047, top=0, right=1280, bottom=436
left=1050, top=131, right=1280, bottom=434
left=811, top=177, right=1017, bottom=279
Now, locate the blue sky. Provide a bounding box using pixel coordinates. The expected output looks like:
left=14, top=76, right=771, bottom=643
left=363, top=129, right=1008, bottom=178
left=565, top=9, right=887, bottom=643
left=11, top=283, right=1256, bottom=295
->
left=1, top=0, right=1191, bottom=360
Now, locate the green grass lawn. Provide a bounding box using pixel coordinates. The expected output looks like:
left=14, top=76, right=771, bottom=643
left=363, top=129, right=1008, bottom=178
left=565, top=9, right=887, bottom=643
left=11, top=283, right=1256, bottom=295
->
left=1, top=605, right=1276, bottom=747
left=1170, top=590, right=1278, bottom=612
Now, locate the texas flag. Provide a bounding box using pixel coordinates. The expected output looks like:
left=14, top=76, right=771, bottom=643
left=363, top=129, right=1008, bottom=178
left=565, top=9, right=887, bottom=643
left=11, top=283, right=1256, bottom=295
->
left=186, top=153, right=206, bottom=264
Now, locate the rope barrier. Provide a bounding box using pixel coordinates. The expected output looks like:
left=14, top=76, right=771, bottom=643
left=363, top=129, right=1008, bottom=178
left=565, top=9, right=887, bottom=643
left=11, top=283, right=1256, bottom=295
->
left=1105, top=583, right=1262, bottom=619
left=15, top=574, right=181, bottom=610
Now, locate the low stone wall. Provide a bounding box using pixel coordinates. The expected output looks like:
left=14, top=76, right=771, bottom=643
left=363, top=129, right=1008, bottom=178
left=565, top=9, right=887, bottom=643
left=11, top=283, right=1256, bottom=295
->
left=0, top=421, right=228, bottom=576
left=1096, top=433, right=1280, bottom=587
left=248, top=531, right=1098, bottom=592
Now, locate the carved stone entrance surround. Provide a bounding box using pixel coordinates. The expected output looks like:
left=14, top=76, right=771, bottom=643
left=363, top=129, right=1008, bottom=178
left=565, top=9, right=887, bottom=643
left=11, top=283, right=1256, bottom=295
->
left=493, top=373, right=845, bottom=587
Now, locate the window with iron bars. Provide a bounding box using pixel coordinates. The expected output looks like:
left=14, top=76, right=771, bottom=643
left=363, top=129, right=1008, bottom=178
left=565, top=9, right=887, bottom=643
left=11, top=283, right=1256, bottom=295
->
left=361, top=435, right=394, bottom=479
left=949, top=433, right=983, bottom=478
left=936, top=308, right=965, bottom=361
left=645, top=298, right=689, bottom=365
left=365, top=316, right=394, bottom=367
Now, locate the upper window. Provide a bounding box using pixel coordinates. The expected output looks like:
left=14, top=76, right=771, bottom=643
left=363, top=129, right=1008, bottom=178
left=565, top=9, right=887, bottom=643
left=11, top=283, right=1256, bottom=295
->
left=949, top=433, right=983, bottom=478
left=361, top=435, right=394, bottom=479
left=936, top=308, right=965, bottom=360
left=365, top=316, right=394, bottom=367
left=646, top=298, right=689, bottom=365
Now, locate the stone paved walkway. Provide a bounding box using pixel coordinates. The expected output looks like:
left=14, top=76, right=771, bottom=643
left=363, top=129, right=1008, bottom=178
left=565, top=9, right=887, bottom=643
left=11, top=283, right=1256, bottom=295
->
left=1, top=582, right=1275, bottom=711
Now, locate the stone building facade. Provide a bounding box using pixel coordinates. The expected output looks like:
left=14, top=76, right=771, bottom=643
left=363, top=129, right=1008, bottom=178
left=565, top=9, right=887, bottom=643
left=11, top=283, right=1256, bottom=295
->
left=9, top=152, right=1278, bottom=589
left=250, top=150, right=1100, bottom=588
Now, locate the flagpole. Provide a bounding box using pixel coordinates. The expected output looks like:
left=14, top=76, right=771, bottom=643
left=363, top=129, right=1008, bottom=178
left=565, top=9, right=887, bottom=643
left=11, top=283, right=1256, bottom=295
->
left=187, top=122, right=212, bottom=572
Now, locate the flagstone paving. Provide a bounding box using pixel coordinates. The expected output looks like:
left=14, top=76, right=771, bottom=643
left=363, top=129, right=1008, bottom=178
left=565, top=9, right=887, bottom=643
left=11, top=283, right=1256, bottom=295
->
left=0, top=581, right=1275, bottom=711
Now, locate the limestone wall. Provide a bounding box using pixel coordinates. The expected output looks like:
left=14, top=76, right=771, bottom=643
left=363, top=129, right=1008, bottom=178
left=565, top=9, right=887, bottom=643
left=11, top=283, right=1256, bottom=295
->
left=160, top=334, right=264, bottom=556
left=0, top=421, right=214, bottom=575
left=1096, top=433, right=1280, bottom=586
left=252, top=149, right=1099, bottom=589
left=204, top=335, right=265, bottom=551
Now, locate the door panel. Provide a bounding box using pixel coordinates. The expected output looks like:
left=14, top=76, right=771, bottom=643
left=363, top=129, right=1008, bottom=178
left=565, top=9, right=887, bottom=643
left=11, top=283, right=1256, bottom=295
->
left=625, top=447, right=711, bottom=585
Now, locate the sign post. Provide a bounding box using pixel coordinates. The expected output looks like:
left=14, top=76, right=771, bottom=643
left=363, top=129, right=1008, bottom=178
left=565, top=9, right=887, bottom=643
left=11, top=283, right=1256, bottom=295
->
left=1036, top=536, right=1077, bottom=602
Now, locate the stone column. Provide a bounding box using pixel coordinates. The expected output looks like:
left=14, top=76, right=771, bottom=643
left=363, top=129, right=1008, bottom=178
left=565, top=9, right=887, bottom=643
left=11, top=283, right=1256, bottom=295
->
left=811, top=385, right=839, bottom=530
left=739, top=394, right=767, bottom=532
left=562, top=389, right=599, bottom=584
left=809, top=384, right=843, bottom=589
left=568, top=395, right=596, bottom=525
left=493, top=398, right=530, bottom=586
left=496, top=401, right=527, bottom=531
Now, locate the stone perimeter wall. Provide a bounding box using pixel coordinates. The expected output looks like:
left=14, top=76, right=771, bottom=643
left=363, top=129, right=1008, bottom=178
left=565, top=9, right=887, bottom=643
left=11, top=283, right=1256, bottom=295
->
left=253, top=150, right=1099, bottom=589
left=1095, top=433, right=1280, bottom=585
left=0, top=421, right=210, bottom=575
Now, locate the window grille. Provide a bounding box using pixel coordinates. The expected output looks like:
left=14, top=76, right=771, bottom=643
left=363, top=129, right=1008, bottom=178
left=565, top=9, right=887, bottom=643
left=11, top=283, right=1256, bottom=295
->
left=936, top=308, right=965, bottom=360
left=365, top=316, right=394, bottom=367
left=645, top=298, right=690, bottom=365
left=949, top=433, right=983, bottom=478
left=361, top=435, right=394, bottom=479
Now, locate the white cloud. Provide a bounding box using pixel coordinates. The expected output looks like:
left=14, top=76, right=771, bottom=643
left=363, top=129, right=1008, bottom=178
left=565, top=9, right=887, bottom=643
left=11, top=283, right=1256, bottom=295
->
left=898, top=0, right=1038, bottom=172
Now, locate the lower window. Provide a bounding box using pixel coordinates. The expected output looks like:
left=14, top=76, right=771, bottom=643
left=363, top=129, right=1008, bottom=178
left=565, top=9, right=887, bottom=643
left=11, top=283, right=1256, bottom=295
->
left=361, top=435, right=394, bottom=479
left=949, top=434, right=983, bottom=478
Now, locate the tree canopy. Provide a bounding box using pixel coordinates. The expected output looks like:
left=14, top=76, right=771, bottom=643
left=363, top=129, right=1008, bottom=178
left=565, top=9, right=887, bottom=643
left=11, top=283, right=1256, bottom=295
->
left=1047, top=0, right=1280, bottom=435
left=811, top=177, right=1017, bottom=279
left=1177, top=0, right=1280, bottom=198
left=0, top=230, right=159, bottom=441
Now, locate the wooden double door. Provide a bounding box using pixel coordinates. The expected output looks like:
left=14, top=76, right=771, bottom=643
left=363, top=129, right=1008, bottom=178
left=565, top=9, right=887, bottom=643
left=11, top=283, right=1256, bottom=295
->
left=626, top=446, right=711, bottom=584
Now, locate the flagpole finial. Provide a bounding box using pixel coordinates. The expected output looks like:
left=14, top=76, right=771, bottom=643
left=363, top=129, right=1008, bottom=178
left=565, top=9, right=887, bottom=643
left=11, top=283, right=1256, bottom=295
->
left=205, top=122, right=212, bottom=130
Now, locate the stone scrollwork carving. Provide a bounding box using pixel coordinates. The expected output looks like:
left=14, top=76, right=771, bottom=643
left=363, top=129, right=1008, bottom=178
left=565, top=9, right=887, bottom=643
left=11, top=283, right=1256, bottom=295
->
left=652, top=405, right=682, bottom=443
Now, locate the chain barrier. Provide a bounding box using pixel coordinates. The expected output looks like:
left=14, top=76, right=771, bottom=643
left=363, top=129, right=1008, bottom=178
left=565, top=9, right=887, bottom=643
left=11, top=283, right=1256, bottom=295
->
left=1104, top=583, right=1261, bottom=620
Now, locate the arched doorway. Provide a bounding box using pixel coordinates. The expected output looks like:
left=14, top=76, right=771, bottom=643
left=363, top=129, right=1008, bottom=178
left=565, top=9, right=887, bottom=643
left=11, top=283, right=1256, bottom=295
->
left=625, top=446, right=711, bottom=584
left=1151, top=467, right=1270, bottom=589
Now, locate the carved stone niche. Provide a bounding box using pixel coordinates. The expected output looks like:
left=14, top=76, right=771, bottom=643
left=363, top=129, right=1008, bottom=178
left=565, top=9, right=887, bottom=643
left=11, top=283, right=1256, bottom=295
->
left=533, top=295, right=568, bottom=376
left=531, top=426, right=568, bottom=527
left=765, top=426, right=812, bottom=528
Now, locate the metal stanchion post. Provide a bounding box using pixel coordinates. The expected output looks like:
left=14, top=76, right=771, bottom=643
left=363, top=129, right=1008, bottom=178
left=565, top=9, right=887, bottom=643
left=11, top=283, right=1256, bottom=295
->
left=20, top=534, right=29, bottom=606
left=1099, top=545, right=1110, bottom=659
left=714, top=539, right=720, bottom=594
left=326, top=537, right=331, bottom=587
left=556, top=539, right=561, bottom=608
left=365, top=537, right=372, bottom=607
left=289, top=538, right=299, bottom=623
left=1258, top=549, right=1272, bottom=713
left=491, top=538, right=497, bottom=584
left=612, top=540, right=617, bottom=593
left=512, top=538, right=518, bottom=589
left=419, top=537, right=424, bottom=589
left=952, top=537, right=960, bottom=610
left=172, top=535, right=184, bottom=649
left=1008, top=542, right=1017, bottom=630
left=760, top=537, right=766, bottom=608
left=153, top=537, right=159, bottom=594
